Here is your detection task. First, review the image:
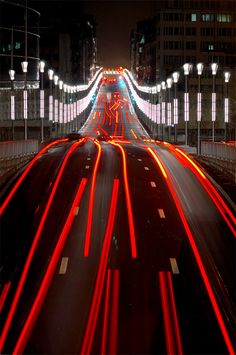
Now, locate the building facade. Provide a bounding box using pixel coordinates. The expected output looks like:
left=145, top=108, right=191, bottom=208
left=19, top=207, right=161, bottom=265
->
left=130, top=0, right=236, bottom=138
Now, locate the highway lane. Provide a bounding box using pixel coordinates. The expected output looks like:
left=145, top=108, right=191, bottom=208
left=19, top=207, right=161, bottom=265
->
left=0, top=140, right=73, bottom=284
left=150, top=142, right=236, bottom=337
left=0, top=73, right=235, bottom=354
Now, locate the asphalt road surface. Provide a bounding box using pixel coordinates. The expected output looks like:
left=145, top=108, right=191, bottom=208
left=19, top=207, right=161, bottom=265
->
left=0, top=75, right=235, bottom=354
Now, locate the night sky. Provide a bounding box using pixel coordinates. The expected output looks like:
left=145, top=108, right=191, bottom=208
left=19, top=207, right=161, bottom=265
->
left=29, top=0, right=155, bottom=68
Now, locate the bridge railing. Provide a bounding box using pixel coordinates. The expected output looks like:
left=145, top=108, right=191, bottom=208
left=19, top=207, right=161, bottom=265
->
left=201, top=141, right=236, bottom=162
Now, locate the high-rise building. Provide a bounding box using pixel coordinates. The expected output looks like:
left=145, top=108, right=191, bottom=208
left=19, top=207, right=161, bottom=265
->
left=130, top=0, right=236, bottom=139
left=131, top=0, right=236, bottom=81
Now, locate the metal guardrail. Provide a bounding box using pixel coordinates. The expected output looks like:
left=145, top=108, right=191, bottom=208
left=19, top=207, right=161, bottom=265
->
left=0, top=139, right=39, bottom=158
left=201, top=141, right=236, bottom=162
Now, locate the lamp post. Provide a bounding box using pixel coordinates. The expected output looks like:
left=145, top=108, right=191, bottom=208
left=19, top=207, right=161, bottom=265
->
left=54, top=75, right=59, bottom=137
left=59, top=80, right=63, bottom=137
left=183, top=63, right=191, bottom=145
left=166, top=77, right=173, bottom=142
left=172, top=71, right=179, bottom=143
left=63, top=84, right=68, bottom=134
left=224, top=71, right=230, bottom=142
left=39, top=60, right=45, bottom=142
left=9, top=69, right=15, bottom=140
left=21, top=61, right=28, bottom=140
left=48, top=69, right=54, bottom=137
left=161, top=81, right=166, bottom=140
left=156, top=84, right=161, bottom=139
left=76, top=85, right=80, bottom=131
left=196, top=63, right=204, bottom=155
left=211, top=63, right=218, bottom=142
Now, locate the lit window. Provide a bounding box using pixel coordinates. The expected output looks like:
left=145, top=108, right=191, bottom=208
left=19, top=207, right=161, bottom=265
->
left=202, top=13, right=214, bottom=22
left=217, top=14, right=232, bottom=22
left=191, top=13, right=197, bottom=21
left=208, top=44, right=214, bottom=50
left=15, top=42, right=21, bottom=49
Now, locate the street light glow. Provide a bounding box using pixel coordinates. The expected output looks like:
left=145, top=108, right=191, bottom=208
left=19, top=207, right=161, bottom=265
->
left=21, top=61, right=28, bottom=73
left=9, top=69, right=15, bottom=81
left=172, top=72, right=179, bottom=83
left=224, top=72, right=230, bottom=83
left=183, top=63, right=191, bottom=75
left=211, top=63, right=218, bottom=75
left=166, top=78, right=173, bottom=89
left=39, top=61, right=45, bottom=73
left=197, top=63, right=204, bottom=75
left=54, top=75, right=59, bottom=85
left=48, top=69, right=54, bottom=80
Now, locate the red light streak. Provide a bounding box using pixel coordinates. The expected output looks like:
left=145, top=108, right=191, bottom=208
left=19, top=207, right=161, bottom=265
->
left=175, top=148, right=236, bottom=235
left=130, top=129, right=138, bottom=140
left=110, top=142, right=137, bottom=258
left=13, top=178, right=88, bottom=354
left=101, top=269, right=112, bottom=355
left=149, top=149, right=235, bottom=355
left=0, top=139, right=85, bottom=352
left=159, top=271, right=175, bottom=354
left=98, top=125, right=108, bottom=136
left=125, top=112, right=131, bottom=124
left=0, top=139, right=68, bottom=216
left=167, top=272, right=183, bottom=354
left=147, top=148, right=167, bottom=179
left=109, top=269, right=120, bottom=355
left=0, top=282, right=11, bottom=313
left=84, top=140, right=102, bottom=256
left=80, top=179, right=119, bottom=355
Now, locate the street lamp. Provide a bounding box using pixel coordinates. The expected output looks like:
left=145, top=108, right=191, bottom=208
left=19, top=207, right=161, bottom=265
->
left=48, top=69, right=54, bottom=137
left=224, top=71, right=230, bottom=142
left=59, top=80, right=63, bottom=137
left=9, top=69, right=15, bottom=139
left=54, top=75, right=59, bottom=136
left=166, top=77, right=173, bottom=142
left=63, top=84, right=68, bottom=134
left=211, top=62, right=218, bottom=142
left=156, top=84, right=161, bottom=138
left=21, top=61, right=28, bottom=140
left=39, top=60, right=45, bottom=142
left=76, top=85, right=80, bottom=131
left=183, top=63, right=192, bottom=145
left=172, top=71, right=179, bottom=143
left=161, top=81, right=166, bottom=140
left=196, top=63, right=204, bottom=155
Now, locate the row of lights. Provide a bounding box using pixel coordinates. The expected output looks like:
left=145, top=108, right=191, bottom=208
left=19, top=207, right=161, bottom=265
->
left=126, top=63, right=231, bottom=153
left=8, top=60, right=102, bottom=141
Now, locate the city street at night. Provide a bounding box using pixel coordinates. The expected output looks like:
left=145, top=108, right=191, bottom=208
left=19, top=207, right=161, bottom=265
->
left=1, top=73, right=235, bottom=354
left=0, top=1, right=236, bottom=354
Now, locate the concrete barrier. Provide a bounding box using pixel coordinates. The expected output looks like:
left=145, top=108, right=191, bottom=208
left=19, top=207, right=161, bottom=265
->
left=201, top=141, right=236, bottom=162
left=0, top=139, right=39, bottom=158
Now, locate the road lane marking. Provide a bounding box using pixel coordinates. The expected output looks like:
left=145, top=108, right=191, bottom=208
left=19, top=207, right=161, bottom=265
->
left=74, top=206, right=79, bottom=216
left=158, top=208, right=165, bottom=218
left=137, top=158, right=142, bottom=162
left=85, top=165, right=90, bottom=169
left=150, top=181, right=156, bottom=187
left=144, top=167, right=149, bottom=171
left=59, top=257, right=69, bottom=274
left=87, top=157, right=91, bottom=161
left=170, top=258, right=180, bottom=274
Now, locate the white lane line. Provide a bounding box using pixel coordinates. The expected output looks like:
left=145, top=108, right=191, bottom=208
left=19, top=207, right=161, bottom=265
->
left=137, top=158, right=142, bottom=162
left=85, top=165, right=90, bottom=169
left=87, top=157, right=91, bottom=161
left=59, top=257, right=69, bottom=275
left=170, top=258, right=180, bottom=274
left=158, top=208, right=165, bottom=218
left=150, top=181, right=156, bottom=188
left=144, top=166, right=149, bottom=171
left=74, top=206, right=79, bottom=216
